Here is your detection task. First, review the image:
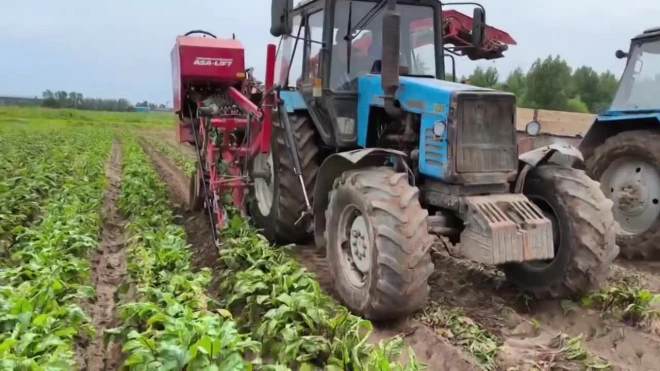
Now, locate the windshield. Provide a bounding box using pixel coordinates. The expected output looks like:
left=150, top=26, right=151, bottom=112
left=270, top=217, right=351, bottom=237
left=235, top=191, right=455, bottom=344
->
left=327, top=1, right=436, bottom=90
left=611, top=38, right=660, bottom=111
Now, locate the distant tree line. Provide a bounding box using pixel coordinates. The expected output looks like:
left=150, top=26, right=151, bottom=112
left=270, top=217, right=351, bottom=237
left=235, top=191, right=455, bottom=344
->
left=41, top=90, right=167, bottom=112
left=459, top=55, right=620, bottom=114
left=39, top=55, right=621, bottom=114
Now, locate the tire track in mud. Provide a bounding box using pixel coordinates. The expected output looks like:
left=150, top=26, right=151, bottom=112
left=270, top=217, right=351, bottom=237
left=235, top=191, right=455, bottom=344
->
left=84, top=140, right=127, bottom=371
left=139, top=138, right=485, bottom=370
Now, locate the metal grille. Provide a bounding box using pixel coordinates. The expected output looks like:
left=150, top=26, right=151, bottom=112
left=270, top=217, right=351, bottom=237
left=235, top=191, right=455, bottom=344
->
left=456, top=94, right=517, bottom=173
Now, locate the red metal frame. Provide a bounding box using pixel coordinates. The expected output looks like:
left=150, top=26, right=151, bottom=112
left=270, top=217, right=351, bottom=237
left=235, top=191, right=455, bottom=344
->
left=194, top=43, right=277, bottom=229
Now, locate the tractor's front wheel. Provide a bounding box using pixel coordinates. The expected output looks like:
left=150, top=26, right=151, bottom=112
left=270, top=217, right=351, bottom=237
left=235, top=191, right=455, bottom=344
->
left=502, top=165, right=618, bottom=298
left=586, top=130, right=660, bottom=259
left=325, top=167, right=434, bottom=320
left=249, top=114, right=319, bottom=244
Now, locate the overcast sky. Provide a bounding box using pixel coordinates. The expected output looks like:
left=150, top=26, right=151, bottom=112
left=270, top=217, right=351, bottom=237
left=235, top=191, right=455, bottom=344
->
left=0, top=0, right=657, bottom=104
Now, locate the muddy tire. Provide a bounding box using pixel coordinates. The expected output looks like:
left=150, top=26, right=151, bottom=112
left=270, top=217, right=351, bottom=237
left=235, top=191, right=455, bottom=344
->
left=585, top=130, right=660, bottom=259
left=326, top=167, right=434, bottom=320
left=502, top=165, right=618, bottom=298
left=249, top=114, right=319, bottom=244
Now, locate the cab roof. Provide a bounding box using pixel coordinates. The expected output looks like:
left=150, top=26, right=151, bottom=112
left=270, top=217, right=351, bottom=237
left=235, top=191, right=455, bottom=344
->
left=634, top=26, right=660, bottom=40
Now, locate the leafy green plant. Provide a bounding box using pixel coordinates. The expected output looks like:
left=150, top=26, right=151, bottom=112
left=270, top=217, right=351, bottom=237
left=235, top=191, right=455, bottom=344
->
left=218, top=215, right=424, bottom=370
left=0, top=130, right=80, bottom=251
left=580, top=275, right=660, bottom=326
left=107, top=136, right=257, bottom=370
left=0, top=128, right=113, bottom=369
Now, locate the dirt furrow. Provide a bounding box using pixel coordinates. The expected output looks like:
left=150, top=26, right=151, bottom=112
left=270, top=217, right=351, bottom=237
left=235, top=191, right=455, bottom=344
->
left=85, top=140, right=127, bottom=371
left=139, top=139, right=483, bottom=370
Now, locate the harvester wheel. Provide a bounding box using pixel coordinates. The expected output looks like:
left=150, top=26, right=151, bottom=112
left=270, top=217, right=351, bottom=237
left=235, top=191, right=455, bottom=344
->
left=585, top=130, right=660, bottom=259
left=325, top=167, right=434, bottom=320
left=249, top=114, right=319, bottom=244
left=502, top=165, right=618, bottom=299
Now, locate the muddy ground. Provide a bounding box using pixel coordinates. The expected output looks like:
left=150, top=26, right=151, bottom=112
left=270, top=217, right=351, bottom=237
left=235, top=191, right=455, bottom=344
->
left=135, top=132, right=660, bottom=371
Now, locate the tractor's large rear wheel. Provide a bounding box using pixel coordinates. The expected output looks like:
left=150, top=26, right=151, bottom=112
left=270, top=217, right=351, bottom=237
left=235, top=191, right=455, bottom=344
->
left=325, top=167, right=434, bottom=320
left=502, top=165, right=618, bottom=298
left=586, top=130, right=660, bottom=259
left=249, top=114, right=319, bottom=244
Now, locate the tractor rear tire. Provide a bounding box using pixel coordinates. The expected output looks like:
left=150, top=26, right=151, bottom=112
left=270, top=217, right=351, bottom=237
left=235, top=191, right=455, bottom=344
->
left=325, top=167, right=434, bottom=320
left=585, top=130, right=660, bottom=259
left=502, top=165, right=618, bottom=299
left=249, top=114, right=319, bottom=245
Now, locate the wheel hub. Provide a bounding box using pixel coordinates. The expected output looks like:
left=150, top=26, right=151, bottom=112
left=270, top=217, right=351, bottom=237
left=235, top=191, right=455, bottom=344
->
left=600, top=157, right=660, bottom=235
left=615, top=183, right=647, bottom=215
left=253, top=152, right=274, bottom=216
left=349, top=216, right=371, bottom=273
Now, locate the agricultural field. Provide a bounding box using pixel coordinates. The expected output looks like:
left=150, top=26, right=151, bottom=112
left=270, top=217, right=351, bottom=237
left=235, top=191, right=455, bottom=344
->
left=3, top=106, right=660, bottom=370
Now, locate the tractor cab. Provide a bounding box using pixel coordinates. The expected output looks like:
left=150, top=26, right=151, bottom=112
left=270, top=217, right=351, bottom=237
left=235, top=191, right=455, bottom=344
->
left=609, top=28, right=660, bottom=114
left=271, top=0, right=486, bottom=147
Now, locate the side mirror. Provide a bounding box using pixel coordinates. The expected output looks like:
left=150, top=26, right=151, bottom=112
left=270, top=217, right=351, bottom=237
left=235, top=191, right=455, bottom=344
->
left=615, top=49, right=629, bottom=59
left=271, top=0, right=293, bottom=37
left=471, top=7, right=486, bottom=47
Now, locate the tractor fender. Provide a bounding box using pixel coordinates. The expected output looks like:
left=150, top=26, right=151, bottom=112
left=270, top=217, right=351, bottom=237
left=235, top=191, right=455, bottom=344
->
left=312, top=148, right=408, bottom=249
left=515, top=143, right=584, bottom=193
left=519, top=143, right=584, bottom=167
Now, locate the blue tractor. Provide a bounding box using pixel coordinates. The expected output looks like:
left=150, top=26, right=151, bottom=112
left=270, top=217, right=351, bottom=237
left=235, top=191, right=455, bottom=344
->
left=581, top=27, right=660, bottom=260
left=250, top=0, right=618, bottom=320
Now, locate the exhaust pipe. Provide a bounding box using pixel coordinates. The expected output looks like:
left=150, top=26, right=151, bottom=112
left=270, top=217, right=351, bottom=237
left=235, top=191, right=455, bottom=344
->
left=381, top=0, right=401, bottom=117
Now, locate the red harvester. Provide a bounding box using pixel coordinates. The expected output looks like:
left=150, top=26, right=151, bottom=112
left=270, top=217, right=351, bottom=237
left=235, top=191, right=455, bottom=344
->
left=171, top=30, right=277, bottom=240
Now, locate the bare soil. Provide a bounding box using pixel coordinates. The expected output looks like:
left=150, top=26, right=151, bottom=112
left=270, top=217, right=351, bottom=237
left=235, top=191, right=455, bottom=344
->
left=425, top=249, right=660, bottom=370
left=84, top=140, right=127, bottom=371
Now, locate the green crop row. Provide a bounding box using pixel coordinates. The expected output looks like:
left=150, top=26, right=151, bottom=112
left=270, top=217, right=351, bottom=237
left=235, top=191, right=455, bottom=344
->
left=0, top=130, right=82, bottom=249
left=217, top=215, right=423, bottom=370
left=0, top=107, right=172, bottom=128
left=110, top=134, right=421, bottom=370
left=144, top=137, right=196, bottom=174
left=0, top=129, right=113, bottom=369
left=108, top=135, right=254, bottom=370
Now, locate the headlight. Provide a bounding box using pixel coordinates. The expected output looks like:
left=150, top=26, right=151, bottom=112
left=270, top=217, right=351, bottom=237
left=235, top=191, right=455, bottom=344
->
left=526, top=120, right=541, bottom=136
left=433, top=121, right=447, bottom=138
